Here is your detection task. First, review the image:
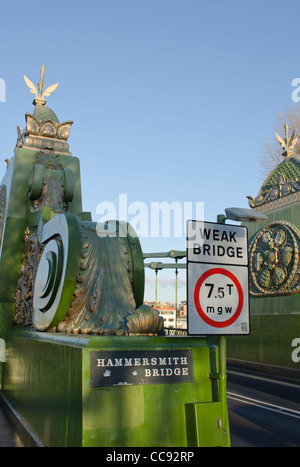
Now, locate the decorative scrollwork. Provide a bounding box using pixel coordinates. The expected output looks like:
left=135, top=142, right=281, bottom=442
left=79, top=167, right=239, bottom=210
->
left=32, top=214, right=81, bottom=331
left=27, top=150, right=74, bottom=223
left=249, top=221, right=300, bottom=296
left=15, top=227, right=43, bottom=326
left=17, top=217, right=163, bottom=335
left=57, top=221, right=163, bottom=335
left=247, top=173, right=300, bottom=210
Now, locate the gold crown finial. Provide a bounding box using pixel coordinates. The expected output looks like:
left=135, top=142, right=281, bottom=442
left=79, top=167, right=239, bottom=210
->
left=24, top=64, right=59, bottom=105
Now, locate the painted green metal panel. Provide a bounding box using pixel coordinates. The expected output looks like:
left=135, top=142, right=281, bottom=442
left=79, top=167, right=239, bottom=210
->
left=185, top=402, right=227, bottom=447
left=227, top=200, right=300, bottom=370
left=2, top=330, right=83, bottom=446
left=81, top=336, right=219, bottom=447
left=228, top=314, right=300, bottom=368
left=1, top=330, right=230, bottom=447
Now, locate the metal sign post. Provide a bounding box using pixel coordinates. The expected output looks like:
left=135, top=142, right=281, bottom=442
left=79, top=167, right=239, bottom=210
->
left=187, top=218, right=250, bottom=443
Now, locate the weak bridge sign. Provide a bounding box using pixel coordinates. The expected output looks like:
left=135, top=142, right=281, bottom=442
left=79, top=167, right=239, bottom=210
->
left=187, top=220, right=250, bottom=335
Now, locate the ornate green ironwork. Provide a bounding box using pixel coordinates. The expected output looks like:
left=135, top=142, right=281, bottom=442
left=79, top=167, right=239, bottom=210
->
left=249, top=221, right=300, bottom=296
left=1, top=65, right=163, bottom=336
left=247, top=124, right=300, bottom=214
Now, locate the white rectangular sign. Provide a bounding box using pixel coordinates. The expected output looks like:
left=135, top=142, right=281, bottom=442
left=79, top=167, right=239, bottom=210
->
left=187, top=220, right=248, bottom=266
left=187, top=220, right=250, bottom=336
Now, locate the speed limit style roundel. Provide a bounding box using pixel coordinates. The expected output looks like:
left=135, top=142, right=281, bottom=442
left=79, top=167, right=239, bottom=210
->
left=193, top=267, right=244, bottom=328
left=188, top=262, right=249, bottom=335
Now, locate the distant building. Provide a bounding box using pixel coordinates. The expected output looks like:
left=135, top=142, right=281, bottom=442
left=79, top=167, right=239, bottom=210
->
left=177, top=300, right=187, bottom=329
left=144, top=300, right=187, bottom=329
left=176, top=317, right=187, bottom=329
left=178, top=300, right=187, bottom=317
left=157, top=307, right=176, bottom=328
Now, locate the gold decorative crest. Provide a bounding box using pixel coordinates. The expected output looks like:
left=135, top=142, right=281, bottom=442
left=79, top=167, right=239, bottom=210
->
left=249, top=221, right=300, bottom=296
left=275, top=123, right=298, bottom=159
left=24, top=64, right=59, bottom=105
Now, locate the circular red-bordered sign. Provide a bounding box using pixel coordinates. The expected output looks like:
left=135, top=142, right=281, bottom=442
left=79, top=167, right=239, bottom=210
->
left=193, top=268, right=244, bottom=328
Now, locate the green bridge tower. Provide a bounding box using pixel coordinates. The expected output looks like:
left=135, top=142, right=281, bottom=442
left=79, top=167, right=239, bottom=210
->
left=0, top=66, right=230, bottom=447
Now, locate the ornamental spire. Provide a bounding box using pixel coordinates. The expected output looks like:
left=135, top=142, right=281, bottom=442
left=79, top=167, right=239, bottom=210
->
left=24, top=64, right=59, bottom=106
left=275, top=123, right=298, bottom=159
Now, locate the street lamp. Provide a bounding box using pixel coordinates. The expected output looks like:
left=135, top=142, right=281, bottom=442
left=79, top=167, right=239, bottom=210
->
left=217, top=207, right=268, bottom=224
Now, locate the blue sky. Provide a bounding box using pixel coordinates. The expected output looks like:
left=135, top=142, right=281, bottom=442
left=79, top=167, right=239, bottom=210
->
left=0, top=0, right=299, bottom=304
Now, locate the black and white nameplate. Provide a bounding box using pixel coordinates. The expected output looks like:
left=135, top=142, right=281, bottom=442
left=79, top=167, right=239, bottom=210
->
left=90, top=350, right=194, bottom=387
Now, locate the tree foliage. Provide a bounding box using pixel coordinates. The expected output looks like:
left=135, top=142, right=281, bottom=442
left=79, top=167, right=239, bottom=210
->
left=260, top=105, right=300, bottom=178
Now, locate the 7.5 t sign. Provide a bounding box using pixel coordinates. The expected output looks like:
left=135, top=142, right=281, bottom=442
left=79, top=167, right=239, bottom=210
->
left=187, top=220, right=250, bottom=335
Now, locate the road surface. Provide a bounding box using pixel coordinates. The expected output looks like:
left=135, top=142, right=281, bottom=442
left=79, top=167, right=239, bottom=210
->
left=227, top=366, right=300, bottom=447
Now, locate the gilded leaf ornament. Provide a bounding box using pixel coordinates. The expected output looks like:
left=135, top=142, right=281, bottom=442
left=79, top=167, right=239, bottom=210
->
left=275, top=123, right=298, bottom=158
left=23, top=75, right=38, bottom=97
left=24, top=64, right=59, bottom=103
